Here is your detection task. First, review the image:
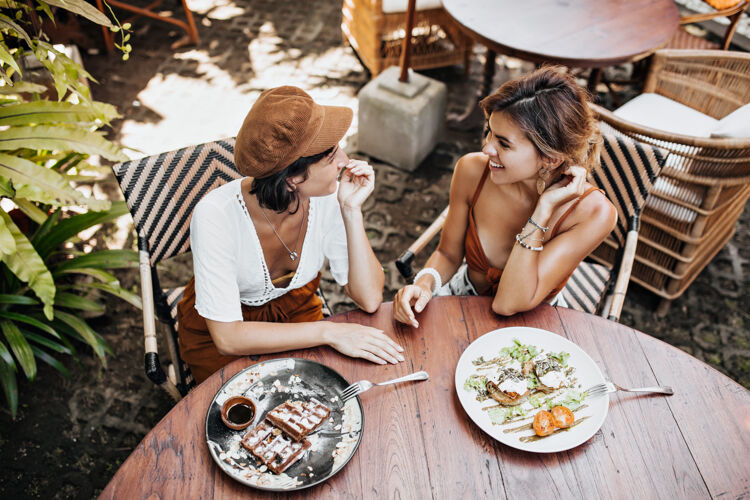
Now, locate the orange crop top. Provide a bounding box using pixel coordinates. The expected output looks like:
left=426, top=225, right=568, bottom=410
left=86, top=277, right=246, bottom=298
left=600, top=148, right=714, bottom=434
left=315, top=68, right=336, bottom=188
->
left=464, top=166, right=600, bottom=298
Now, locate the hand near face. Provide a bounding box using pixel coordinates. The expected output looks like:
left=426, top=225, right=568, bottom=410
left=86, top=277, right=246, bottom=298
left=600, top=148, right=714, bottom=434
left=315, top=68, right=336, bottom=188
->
left=538, top=165, right=587, bottom=210
left=337, top=160, right=375, bottom=210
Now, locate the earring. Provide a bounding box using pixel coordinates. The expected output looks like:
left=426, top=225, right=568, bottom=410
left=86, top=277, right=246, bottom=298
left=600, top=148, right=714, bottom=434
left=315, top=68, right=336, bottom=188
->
left=537, top=166, right=549, bottom=195
left=536, top=177, right=546, bottom=195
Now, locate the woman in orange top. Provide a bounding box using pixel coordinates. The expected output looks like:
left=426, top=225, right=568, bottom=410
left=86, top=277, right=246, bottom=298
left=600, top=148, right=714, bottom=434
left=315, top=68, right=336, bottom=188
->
left=393, top=67, right=617, bottom=327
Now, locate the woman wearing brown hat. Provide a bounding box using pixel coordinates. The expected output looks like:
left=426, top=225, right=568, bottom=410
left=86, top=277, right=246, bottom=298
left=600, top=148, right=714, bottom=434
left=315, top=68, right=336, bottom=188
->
left=393, top=67, right=617, bottom=327
left=177, top=86, right=403, bottom=384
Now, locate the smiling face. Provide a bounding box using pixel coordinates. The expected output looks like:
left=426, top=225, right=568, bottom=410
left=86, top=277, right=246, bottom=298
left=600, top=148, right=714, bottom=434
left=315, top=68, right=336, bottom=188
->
left=294, top=144, right=349, bottom=197
left=482, top=111, right=558, bottom=185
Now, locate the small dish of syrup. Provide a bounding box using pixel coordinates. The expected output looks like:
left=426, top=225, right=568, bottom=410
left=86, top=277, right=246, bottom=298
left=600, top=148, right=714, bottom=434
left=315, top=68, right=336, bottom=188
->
left=220, top=396, right=256, bottom=430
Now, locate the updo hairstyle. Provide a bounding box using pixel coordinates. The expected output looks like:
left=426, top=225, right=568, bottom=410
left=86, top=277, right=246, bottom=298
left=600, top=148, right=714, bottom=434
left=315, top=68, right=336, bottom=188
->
left=479, top=66, right=601, bottom=174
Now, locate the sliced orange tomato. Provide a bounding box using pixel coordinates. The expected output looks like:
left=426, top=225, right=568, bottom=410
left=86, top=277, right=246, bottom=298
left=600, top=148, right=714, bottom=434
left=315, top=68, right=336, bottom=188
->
left=550, top=405, right=575, bottom=428
left=532, top=410, right=556, bottom=436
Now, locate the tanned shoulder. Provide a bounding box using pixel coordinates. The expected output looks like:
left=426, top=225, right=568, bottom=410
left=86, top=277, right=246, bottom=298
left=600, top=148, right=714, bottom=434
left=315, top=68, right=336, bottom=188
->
left=576, top=188, right=618, bottom=239
left=451, top=153, right=489, bottom=205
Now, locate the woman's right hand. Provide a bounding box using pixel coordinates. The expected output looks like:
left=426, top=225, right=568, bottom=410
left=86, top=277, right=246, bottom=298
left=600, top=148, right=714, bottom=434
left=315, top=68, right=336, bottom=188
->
left=393, top=284, right=433, bottom=328
left=324, top=322, right=404, bottom=365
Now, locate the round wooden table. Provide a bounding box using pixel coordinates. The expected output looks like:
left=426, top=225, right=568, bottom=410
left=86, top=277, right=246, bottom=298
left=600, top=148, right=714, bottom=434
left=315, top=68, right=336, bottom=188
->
left=442, top=0, right=680, bottom=126
left=100, top=297, right=749, bottom=499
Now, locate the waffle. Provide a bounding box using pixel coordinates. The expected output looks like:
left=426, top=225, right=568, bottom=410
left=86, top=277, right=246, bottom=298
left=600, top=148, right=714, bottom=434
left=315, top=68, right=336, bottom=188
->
left=241, top=420, right=311, bottom=474
left=265, top=398, right=331, bottom=442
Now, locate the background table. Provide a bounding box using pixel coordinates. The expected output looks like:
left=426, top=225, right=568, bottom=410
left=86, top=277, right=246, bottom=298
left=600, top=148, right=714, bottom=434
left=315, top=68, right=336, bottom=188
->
left=442, top=0, right=680, bottom=97
left=101, top=297, right=750, bottom=499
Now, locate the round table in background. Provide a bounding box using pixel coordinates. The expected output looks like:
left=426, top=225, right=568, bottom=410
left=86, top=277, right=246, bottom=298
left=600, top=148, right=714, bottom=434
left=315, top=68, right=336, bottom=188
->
left=100, top=297, right=749, bottom=499
left=442, top=0, right=680, bottom=125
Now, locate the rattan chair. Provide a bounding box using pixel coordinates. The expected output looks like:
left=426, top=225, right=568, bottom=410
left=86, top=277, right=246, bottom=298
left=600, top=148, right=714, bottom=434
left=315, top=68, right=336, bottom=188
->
left=341, top=0, right=473, bottom=76
left=112, top=139, right=332, bottom=399
left=666, top=0, right=749, bottom=50
left=591, top=49, right=750, bottom=314
left=395, top=134, right=667, bottom=321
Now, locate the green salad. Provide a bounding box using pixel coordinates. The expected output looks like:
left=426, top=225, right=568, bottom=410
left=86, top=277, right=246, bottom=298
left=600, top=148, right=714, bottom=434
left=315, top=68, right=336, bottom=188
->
left=463, top=339, right=587, bottom=425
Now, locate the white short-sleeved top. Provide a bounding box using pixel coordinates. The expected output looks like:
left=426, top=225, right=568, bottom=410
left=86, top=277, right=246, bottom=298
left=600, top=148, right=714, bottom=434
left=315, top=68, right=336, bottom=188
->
left=190, top=179, right=349, bottom=322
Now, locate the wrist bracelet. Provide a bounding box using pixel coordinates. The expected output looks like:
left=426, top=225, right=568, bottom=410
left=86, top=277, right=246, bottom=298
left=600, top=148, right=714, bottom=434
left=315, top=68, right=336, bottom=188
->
left=527, top=216, right=549, bottom=232
left=516, top=233, right=544, bottom=251
left=413, top=267, right=442, bottom=294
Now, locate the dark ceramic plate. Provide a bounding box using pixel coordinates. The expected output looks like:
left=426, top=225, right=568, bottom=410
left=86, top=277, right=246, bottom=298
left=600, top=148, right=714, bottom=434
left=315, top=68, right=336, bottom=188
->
left=205, top=358, right=364, bottom=491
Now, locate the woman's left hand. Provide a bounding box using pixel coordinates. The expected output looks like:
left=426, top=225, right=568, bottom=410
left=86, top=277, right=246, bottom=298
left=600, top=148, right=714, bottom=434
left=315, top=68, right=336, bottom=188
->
left=338, top=160, right=375, bottom=210
left=538, top=165, right=587, bottom=212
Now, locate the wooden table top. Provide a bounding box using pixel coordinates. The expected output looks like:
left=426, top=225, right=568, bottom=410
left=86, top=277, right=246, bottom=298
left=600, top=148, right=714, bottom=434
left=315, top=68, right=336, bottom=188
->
left=101, top=297, right=750, bottom=499
left=442, top=0, right=680, bottom=68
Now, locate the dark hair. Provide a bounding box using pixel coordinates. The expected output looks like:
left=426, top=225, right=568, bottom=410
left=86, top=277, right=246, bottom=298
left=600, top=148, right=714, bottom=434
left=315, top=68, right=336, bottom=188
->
left=250, top=145, right=335, bottom=213
left=479, top=66, right=601, bottom=174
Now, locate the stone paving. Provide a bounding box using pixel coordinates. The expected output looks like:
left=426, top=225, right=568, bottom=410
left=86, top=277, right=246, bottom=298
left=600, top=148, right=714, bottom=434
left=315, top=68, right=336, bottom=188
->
left=0, top=1, right=747, bottom=498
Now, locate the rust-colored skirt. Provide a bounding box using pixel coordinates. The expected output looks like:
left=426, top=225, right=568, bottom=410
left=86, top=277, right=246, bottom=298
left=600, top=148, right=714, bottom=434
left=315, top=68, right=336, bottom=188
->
left=177, top=274, right=323, bottom=384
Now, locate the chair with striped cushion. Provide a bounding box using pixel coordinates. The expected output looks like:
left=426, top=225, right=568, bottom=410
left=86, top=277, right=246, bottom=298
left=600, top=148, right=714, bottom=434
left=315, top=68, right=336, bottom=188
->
left=562, top=134, right=668, bottom=320
left=113, top=139, right=241, bottom=400
left=395, top=134, right=668, bottom=321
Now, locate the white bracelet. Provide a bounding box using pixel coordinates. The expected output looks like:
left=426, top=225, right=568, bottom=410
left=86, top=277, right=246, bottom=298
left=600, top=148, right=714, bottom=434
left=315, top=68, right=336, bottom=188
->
left=413, top=267, right=442, bottom=294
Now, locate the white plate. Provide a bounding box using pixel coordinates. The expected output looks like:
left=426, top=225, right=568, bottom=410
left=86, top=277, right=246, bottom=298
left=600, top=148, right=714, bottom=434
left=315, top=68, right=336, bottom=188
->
left=454, top=327, right=608, bottom=453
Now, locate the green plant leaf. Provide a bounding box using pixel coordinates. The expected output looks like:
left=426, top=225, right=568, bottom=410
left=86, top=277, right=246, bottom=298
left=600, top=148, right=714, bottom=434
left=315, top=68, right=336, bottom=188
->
left=0, top=211, right=55, bottom=318
left=0, top=319, right=35, bottom=380
left=0, top=213, right=17, bottom=254
left=53, top=249, right=138, bottom=272
left=0, top=311, right=59, bottom=338
left=54, top=267, right=118, bottom=285
left=13, top=198, right=47, bottom=225
left=30, top=344, right=71, bottom=377
left=76, top=281, right=142, bottom=310
left=23, top=330, right=70, bottom=354
left=0, top=294, right=38, bottom=306
left=53, top=310, right=107, bottom=364
left=0, top=81, right=47, bottom=94
left=43, top=0, right=113, bottom=28
left=34, top=201, right=128, bottom=259
left=0, top=125, right=127, bottom=161
left=0, top=12, right=32, bottom=46
left=54, top=291, right=104, bottom=313
left=0, top=153, right=111, bottom=210
left=0, top=100, right=120, bottom=126
left=0, top=175, right=14, bottom=197
left=0, top=44, right=21, bottom=76
left=0, top=354, right=18, bottom=419
left=0, top=338, right=16, bottom=368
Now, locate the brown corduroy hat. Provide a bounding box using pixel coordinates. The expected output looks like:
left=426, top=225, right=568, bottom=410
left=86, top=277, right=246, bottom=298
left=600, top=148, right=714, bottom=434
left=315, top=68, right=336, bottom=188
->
left=234, top=86, right=353, bottom=178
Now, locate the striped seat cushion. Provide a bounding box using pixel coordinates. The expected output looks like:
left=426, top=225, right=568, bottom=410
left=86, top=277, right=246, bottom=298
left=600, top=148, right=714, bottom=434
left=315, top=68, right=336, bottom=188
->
left=593, top=134, right=668, bottom=246
left=562, top=262, right=612, bottom=314
left=161, top=286, right=194, bottom=391
left=164, top=286, right=185, bottom=327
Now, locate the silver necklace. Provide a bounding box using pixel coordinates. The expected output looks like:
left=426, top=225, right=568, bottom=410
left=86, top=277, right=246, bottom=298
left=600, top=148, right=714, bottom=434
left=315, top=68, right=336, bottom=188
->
left=259, top=202, right=306, bottom=261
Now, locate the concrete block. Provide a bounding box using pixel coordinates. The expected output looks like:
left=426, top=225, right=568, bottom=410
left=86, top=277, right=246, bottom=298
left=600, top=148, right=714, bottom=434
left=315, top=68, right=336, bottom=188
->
left=358, top=66, right=447, bottom=171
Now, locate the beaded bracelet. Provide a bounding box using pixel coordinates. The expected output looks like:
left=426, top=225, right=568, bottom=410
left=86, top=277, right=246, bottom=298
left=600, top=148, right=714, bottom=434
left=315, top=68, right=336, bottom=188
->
left=527, top=217, right=549, bottom=232
left=413, top=267, right=442, bottom=294
left=518, top=229, right=545, bottom=243
left=516, top=233, right=543, bottom=251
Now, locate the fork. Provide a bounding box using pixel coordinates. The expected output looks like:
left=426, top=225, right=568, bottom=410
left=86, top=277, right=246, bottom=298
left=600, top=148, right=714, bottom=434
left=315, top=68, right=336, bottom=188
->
left=587, top=381, right=674, bottom=399
left=340, top=371, right=429, bottom=401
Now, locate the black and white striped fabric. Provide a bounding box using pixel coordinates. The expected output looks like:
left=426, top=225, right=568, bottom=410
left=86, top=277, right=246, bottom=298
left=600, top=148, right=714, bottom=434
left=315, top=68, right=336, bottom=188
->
left=562, top=134, right=667, bottom=314
left=113, top=139, right=241, bottom=266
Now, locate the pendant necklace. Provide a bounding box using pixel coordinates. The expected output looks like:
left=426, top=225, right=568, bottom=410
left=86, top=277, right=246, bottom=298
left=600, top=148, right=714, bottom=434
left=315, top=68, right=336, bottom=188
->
left=259, top=201, right=306, bottom=261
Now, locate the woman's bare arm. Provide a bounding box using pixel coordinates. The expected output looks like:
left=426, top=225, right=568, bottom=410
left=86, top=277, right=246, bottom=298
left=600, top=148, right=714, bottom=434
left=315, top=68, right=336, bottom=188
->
left=338, top=161, right=384, bottom=312
left=493, top=170, right=617, bottom=315
left=393, top=153, right=485, bottom=327
left=206, top=318, right=404, bottom=365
